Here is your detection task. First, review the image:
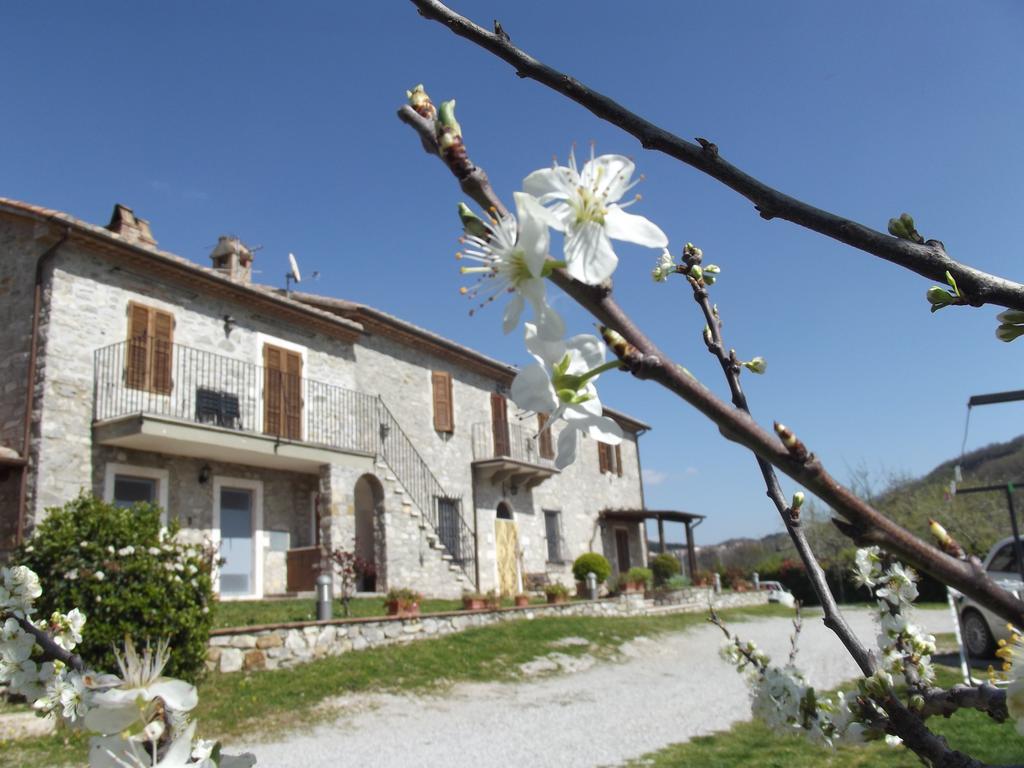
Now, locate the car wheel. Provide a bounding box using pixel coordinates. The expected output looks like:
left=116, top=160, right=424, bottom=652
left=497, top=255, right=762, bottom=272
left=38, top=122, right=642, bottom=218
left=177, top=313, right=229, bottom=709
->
left=961, top=609, right=996, bottom=658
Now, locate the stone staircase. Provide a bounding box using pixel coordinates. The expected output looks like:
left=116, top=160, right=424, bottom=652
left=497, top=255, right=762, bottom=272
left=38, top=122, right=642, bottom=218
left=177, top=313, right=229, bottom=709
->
left=375, top=459, right=472, bottom=594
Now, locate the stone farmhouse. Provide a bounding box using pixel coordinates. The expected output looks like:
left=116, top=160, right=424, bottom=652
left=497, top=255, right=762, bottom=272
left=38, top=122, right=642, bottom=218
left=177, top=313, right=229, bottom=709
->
left=0, top=199, right=703, bottom=599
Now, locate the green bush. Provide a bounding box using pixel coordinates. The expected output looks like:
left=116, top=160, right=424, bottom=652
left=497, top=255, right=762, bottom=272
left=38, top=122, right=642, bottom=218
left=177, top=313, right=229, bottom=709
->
left=664, top=574, right=691, bottom=590
left=650, top=553, right=681, bottom=585
left=15, top=494, right=214, bottom=682
left=572, top=552, right=611, bottom=584
left=620, top=567, right=653, bottom=590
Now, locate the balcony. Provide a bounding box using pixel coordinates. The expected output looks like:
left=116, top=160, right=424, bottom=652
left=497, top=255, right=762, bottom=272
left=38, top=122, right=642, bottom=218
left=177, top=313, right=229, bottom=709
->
left=470, top=421, right=557, bottom=489
left=92, top=341, right=379, bottom=473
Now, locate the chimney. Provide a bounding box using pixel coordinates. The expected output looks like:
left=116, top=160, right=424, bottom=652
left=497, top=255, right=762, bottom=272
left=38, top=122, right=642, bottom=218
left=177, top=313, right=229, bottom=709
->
left=106, top=204, right=157, bottom=247
left=209, top=236, right=254, bottom=285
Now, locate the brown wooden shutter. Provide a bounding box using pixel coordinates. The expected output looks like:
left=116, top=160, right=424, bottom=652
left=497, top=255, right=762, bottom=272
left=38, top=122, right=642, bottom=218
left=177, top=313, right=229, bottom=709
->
left=263, top=344, right=283, bottom=436
left=125, top=303, right=151, bottom=390
left=151, top=310, right=174, bottom=395
left=491, top=392, right=510, bottom=457
left=537, top=413, right=554, bottom=459
left=282, top=350, right=303, bottom=440
left=598, top=441, right=609, bottom=474
left=615, top=444, right=623, bottom=477
left=432, top=371, right=454, bottom=432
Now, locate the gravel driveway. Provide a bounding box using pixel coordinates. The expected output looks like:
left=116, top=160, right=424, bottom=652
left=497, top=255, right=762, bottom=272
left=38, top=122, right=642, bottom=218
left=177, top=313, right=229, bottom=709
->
left=231, top=606, right=952, bottom=768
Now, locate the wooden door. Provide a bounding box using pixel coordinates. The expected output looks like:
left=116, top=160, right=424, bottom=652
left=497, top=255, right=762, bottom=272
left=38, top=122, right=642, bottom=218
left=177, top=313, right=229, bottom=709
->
left=491, top=392, right=510, bottom=457
left=615, top=528, right=631, bottom=572
left=263, top=344, right=303, bottom=440
left=495, top=518, right=519, bottom=596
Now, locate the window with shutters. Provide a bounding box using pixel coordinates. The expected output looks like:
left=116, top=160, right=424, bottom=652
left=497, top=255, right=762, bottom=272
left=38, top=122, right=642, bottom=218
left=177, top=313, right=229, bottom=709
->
left=263, top=343, right=303, bottom=440
left=597, top=441, right=618, bottom=475
left=537, top=413, right=554, bottom=460
left=491, top=392, right=510, bottom=457
left=125, top=302, right=174, bottom=394
left=431, top=371, right=454, bottom=433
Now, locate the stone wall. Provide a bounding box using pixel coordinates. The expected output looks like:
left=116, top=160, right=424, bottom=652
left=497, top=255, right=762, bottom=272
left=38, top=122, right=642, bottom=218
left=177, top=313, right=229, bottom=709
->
left=206, top=590, right=771, bottom=674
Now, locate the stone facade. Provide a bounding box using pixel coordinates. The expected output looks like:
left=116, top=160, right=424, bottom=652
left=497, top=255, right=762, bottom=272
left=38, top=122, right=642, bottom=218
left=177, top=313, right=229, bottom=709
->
left=1, top=202, right=657, bottom=602
left=206, top=591, right=771, bottom=674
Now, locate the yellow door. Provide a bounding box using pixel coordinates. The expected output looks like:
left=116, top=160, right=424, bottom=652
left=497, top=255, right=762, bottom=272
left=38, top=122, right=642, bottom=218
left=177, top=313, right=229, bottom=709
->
left=495, top=519, right=519, bottom=596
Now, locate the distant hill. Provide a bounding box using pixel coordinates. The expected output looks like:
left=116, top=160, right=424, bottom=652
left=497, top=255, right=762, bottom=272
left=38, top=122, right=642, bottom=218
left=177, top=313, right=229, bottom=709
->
left=700, top=434, right=1024, bottom=569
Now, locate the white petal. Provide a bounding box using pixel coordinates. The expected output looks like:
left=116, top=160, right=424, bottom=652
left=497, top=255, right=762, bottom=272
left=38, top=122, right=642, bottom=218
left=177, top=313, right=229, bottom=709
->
left=565, top=334, right=606, bottom=372
left=554, top=426, right=581, bottom=470
left=565, top=221, right=618, bottom=284
left=150, top=679, right=198, bottom=713
left=513, top=192, right=552, bottom=278
left=583, top=415, right=623, bottom=444
left=156, top=720, right=196, bottom=766
left=523, top=167, right=574, bottom=209
left=510, top=365, right=557, bottom=414
left=84, top=702, right=140, bottom=735
left=524, top=323, right=567, bottom=368
left=526, top=295, right=565, bottom=341
left=502, top=293, right=525, bottom=335
left=584, top=154, right=635, bottom=202
left=603, top=207, right=668, bottom=248
left=88, top=734, right=138, bottom=768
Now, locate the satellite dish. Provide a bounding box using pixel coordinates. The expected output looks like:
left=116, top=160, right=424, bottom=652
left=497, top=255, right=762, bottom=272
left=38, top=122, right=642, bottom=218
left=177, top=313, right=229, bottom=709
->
left=288, top=252, right=302, bottom=283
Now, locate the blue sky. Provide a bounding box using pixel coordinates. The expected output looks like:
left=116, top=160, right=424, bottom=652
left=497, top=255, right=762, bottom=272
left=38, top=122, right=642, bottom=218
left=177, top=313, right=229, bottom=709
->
left=3, top=2, right=1023, bottom=546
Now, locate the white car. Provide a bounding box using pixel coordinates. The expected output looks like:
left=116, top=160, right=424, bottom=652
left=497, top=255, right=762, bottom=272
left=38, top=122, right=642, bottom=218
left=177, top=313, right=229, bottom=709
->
left=952, top=536, right=1023, bottom=658
left=760, top=580, right=796, bottom=608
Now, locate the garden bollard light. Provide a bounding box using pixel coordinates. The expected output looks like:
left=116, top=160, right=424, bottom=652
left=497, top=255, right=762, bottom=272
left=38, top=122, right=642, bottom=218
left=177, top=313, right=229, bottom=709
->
left=586, top=571, right=598, bottom=600
left=753, top=572, right=759, bottom=591
left=713, top=572, right=722, bottom=594
left=316, top=573, right=333, bottom=621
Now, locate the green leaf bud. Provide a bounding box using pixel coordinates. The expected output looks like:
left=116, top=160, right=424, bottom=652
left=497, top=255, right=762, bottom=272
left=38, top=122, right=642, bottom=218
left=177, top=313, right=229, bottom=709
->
left=741, top=356, right=767, bottom=374
left=944, top=270, right=960, bottom=297
left=926, top=286, right=955, bottom=312
left=996, top=324, right=1024, bottom=343
left=457, top=203, right=490, bottom=240
left=996, top=309, right=1024, bottom=325
left=437, top=99, right=462, bottom=138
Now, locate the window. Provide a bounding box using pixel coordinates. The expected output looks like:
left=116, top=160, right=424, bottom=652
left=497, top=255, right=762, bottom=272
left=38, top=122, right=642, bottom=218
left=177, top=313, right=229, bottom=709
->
left=126, top=302, right=174, bottom=394
left=431, top=371, right=454, bottom=432
left=491, top=393, right=510, bottom=457
left=263, top=343, right=303, bottom=440
left=544, top=510, right=564, bottom=563
left=988, top=544, right=1021, bottom=574
left=436, top=497, right=462, bottom=560
left=103, top=463, right=169, bottom=522
left=537, top=413, right=554, bottom=460
left=597, top=441, right=621, bottom=475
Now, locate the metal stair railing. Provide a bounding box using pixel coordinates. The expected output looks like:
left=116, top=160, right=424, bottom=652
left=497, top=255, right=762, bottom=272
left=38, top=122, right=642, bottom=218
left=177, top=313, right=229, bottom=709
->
left=376, top=397, right=477, bottom=587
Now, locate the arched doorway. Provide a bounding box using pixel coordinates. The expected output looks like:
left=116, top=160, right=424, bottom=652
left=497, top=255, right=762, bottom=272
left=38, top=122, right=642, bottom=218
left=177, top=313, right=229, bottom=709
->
left=354, top=474, right=385, bottom=592
left=494, top=501, right=519, bottom=596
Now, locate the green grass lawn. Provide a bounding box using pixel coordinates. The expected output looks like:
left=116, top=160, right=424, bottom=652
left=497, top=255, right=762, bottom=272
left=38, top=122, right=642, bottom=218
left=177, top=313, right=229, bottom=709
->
left=0, top=606, right=786, bottom=767
left=623, top=667, right=1023, bottom=768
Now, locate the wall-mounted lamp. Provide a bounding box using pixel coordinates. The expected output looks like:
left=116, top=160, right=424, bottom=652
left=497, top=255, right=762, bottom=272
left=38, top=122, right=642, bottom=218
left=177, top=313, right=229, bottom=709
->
left=223, top=315, right=236, bottom=336
left=198, top=464, right=211, bottom=484
left=379, top=422, right=391, bottom=441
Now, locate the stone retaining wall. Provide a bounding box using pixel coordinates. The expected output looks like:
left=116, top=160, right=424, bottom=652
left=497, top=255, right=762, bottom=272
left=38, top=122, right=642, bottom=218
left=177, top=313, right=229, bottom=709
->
left=207, top=590, right=770, bottom=674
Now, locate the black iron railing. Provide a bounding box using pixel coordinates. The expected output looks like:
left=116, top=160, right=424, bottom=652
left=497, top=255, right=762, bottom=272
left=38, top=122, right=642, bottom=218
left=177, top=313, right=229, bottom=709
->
left=93, top=340, right=378, bottom=454
left=471, top=421, right=553, bottom=466
left=377, top=398, right=475, bottom=585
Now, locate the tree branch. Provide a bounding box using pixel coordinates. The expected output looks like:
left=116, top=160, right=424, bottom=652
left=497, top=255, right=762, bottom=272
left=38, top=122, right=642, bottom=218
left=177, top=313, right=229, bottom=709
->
left=15, top=615, right=84, bottom=672
left=409, top=0, right=1024, bottom=313
left=921, top=682, right=1009, bottom=723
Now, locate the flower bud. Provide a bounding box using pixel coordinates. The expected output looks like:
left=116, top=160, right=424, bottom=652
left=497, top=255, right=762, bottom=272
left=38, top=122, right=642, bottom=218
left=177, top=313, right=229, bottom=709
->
left=703, top=326, right=713, bottom=347
left=688, top=264, right=703, bottom=281
left=996, top=309, right=1024, bottom=325
left=928, top=518, right=951, bottom=547
left=741, top=356, right=767, bottom=374
left=703, top=264, right=720, bottom=285
left=406, top=84, right=434, bottom=115
left=458, top=203, right=490, bottom=240
left=683, top=242, right=703, bottom=262
left=775, top=422, right=797, bottom=448
left=791, top=491, right=805, bottom=511
left=888, top=212, right=923, bottom=243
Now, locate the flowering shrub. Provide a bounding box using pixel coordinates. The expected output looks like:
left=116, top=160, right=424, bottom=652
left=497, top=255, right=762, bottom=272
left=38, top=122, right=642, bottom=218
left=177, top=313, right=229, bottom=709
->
left=571, top=552, right=611, bottom=584
left=1, top=563, right=254, bottom=766
left=15, top=494, right=214, bottom=682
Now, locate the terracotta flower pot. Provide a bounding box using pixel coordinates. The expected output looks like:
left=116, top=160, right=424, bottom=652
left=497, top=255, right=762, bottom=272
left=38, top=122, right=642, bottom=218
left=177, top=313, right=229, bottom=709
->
left=546, top=593, right=568, bottom=605
left=462, top=596, right=486, bottom=611
left=386, top=600, right=420, bottom=618
left=514, top=595, right=530, bottom=607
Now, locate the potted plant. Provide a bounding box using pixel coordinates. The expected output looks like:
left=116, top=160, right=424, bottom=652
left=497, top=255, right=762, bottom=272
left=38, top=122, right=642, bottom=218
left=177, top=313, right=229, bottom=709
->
left=484, top=589, right=501, bottom=610
left=544, top=582, right=571, bottom=604
left=384, top=587, right=422, bottom=617
left=461, top=591, right=486, bottom=611
left=514, top=592, right=530, bottom=608
left=619, top=567, right=653, bottom=594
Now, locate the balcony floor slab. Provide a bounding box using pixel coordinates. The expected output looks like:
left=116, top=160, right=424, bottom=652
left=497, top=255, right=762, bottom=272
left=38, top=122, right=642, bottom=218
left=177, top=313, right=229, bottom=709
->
left=94, top=414, right=375, bottom=474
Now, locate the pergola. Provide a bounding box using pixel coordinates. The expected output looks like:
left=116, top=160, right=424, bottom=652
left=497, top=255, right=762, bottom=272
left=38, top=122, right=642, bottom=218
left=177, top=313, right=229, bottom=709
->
left=600, top=508, right=705, bottom=577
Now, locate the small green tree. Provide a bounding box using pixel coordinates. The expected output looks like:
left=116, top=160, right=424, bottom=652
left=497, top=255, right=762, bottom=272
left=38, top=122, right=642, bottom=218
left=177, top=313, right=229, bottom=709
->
left=650, top=553, right=681, bottom=586
left=16, top=494, right=215, bottom=682
left=572, top=552, right=611, bottom=584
